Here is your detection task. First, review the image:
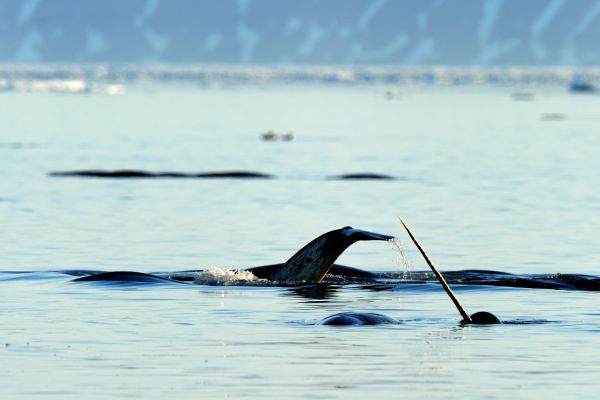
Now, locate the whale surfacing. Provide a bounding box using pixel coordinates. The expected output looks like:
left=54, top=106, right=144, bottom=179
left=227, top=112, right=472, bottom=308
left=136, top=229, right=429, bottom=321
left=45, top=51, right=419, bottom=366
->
left=268, top=227, right=393, bottom=283
left=319, top=312, right=399, bottom=326
left=70, top=226, right=393, bottom=285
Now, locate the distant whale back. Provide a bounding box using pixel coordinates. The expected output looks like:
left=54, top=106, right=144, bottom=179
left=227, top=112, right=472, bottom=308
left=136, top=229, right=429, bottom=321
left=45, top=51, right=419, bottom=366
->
left=50, top=170, right=272, bottom=179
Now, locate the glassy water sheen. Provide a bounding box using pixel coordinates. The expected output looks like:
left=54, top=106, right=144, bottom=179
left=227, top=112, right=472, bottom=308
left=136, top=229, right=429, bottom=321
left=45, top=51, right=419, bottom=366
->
left=1, top=77, right=599, bottom=399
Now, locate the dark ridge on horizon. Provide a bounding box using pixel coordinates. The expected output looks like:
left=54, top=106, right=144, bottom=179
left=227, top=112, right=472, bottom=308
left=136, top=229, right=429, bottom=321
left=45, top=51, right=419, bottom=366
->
left=328, top=173, right=397, bottom=180
left=48, top=170, right=402, bottom=180
left=49, top=170, right=273, bottom=179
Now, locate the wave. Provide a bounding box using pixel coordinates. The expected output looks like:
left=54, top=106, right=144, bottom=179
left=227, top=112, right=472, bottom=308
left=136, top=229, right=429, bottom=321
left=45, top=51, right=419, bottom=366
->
left=1, top=268, right=594, bottom=291
left=395, top=270, right=600, bottom=292
left=192, top=268, right=269, bottom=286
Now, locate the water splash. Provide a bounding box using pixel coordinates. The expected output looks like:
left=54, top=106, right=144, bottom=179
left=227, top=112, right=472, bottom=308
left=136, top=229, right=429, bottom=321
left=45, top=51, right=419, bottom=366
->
left=388, top=238, right=413, bottom=280
left=193, top=268, right=269, bottom=286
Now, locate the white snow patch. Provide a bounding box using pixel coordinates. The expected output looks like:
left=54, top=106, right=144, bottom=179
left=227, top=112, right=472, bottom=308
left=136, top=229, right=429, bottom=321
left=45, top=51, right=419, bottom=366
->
left=237, top=24, right=259, bottom=63
left=472, top=38, right=519, bottom=64
left=143, top=28, right=169, bottom=54
left=357, top=0, right=388, bottom=31
left=17, top=0, right=40, bottom=25
left=417, top=13, right=429, bottom=33
left=560, top=43, right=578, bottom=65
left=338, top=26, right=351, bottom=38
left=478, top=0, right=504, bottom=47
left=134, top=0, right=159, bottom=28
left=237, top=0, right=251, bottom=17
left=204, top=33, right=222, bottom=52
left=531, top=0, right=565, bottom=60
left=86, top=30, right=107, bottom=57
left=348, top=33, right=408, bottom=63
left=15, top=28, right=42, bottom=61
left=298, top=23, right=325, bottom=57
left=571, top=0, right=600, bottom=38
left=285, top=18, right=302, bottom=34
left=404, top=38, right=435, bottom=64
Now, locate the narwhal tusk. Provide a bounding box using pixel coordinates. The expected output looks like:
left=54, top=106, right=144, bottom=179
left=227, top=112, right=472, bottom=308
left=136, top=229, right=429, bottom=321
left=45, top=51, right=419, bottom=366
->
left=398, top=217, right=473, bottom=324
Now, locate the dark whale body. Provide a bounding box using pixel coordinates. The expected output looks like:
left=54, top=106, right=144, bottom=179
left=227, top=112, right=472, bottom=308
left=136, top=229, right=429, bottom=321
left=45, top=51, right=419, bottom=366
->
left=328, top=173, right=396, bottom=180
left=247, top=263, right=376, bottom=280
left=71, top=226, right=393, bottom=284
left=319, top=311, right=501, bottom=326
left=50, top=170, right=401, bottom=180
left=269, top=226, right=393, bottom=282
left=466, top=311, right=501, bottom=324
left=50, top=170, right=272, bottom=179
left=319, top=312, right=399, bottom=326
left=73, top=271, right=179, bottom=284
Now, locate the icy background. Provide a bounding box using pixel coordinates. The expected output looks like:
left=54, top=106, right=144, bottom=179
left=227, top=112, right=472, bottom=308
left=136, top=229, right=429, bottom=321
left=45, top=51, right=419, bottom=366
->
left=1, top=0, right=599, bottom=65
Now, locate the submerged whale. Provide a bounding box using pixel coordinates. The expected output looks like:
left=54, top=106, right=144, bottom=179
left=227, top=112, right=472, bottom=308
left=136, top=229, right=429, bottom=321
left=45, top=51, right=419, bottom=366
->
left=72, top=226, right=393, bottom=284
left=318, top=219, right=504, bottom=326
left=319, top=312, right=399, bottom=326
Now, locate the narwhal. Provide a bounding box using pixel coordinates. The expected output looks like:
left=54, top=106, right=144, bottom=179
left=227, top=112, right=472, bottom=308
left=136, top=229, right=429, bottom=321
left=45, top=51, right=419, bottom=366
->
left=265, top=226, right=393, bottom=282
left=320, top=218, right=500, bottom=325
left=72, top=226, right=393, bottom=284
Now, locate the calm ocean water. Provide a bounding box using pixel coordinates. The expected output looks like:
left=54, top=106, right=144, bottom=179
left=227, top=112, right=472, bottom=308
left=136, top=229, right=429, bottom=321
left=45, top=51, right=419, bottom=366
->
left=1, top=73, right=599, bottom=398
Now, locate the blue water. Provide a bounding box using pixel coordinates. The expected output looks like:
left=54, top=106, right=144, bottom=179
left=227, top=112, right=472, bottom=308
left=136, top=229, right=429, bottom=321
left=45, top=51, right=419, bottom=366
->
left=1, top=73, right=599, bottom=398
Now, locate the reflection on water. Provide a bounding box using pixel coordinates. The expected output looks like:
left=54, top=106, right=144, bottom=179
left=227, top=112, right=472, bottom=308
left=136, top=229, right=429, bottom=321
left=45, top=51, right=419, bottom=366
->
left=284, top=284, right=341, bottom=301
left=1, top=271, right=598, bottom=398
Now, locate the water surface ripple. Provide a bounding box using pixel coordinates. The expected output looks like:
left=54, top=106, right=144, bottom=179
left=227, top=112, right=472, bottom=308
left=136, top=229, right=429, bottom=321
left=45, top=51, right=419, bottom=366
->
left=1, top=81, right=599, bottom=399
